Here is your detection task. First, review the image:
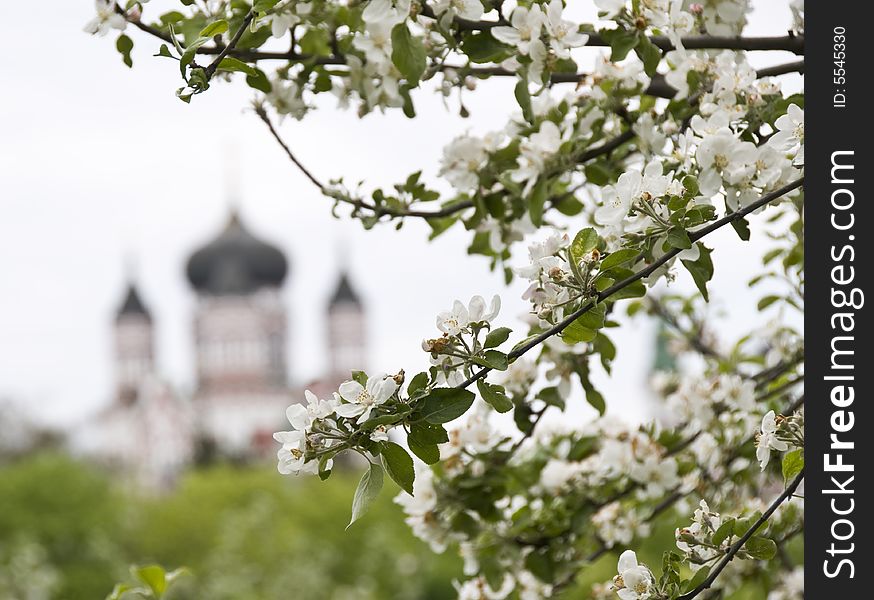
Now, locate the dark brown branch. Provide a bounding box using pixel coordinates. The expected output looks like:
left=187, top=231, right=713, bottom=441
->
left=119, top=5, right=805, bottom=88
left=431, top=6, right=804, bottom=54
left=446, top=13, right=805, bottom=55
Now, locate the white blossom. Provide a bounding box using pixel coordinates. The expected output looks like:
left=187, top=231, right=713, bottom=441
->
left=335, top=374, right=398, bottom=423
left=756, top=410, right=789, bottom=470
left=84, top=0, right=127, bottom=36
left=432, top=0, right=483, bottom=21
left=492, top=5, right=546, bottom=55
left=768, top=104, right=804, bottom=166
left=285, top=390, right=336, bottom=432
left=512, top=120, right=563, bottom=192
left=613, top=550, right=655, bottom=600
left=544, top=0, right=589, bottom=58
left=439, top=135, right=488, bottom=191
left=273, top=430, right=319, bottom=475
left=594, top=0, right=627, bottom=17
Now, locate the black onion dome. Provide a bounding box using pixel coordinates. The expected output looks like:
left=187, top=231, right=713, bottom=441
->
left=186, top=212, right=288, bottom=295
left=329, top=271, right=362, bottom=308
left=117, top=283, right=151, bottom=321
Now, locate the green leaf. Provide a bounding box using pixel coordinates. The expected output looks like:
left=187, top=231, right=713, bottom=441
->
left=484, top=327, right=512, bottom=349
left=584, top=162, right=612, bottom=186
left=318, top=455, right=333, bottom=481
left=116, top=34, right=134, bottom=68
left=407, top=372, right=430, bottom=398
left=586, top=386, right=606, bottom=415
left=528, top=177, right=548, bottom=226
left=408, top=437, right=440, bottom=464
left=731, top=216, right=751, bottom=241
left=461, top=32, right=508, bottom=63
left=245, top=69, right=272, bottom=92
left=253, top=0, right=280, bottom=12
left=409, top=422, right=449, bottom=445
left=635, top=35, right=662, bottom=76
left=524, top=550, right=554, bottom=582
left=608, top=279, right=647, bottom=300
left=576, top=302, right=607, bottom=330
left=599, top=248, right=639, bottom=272
left=601, top=28, right=639, bottom=61
left=561, top=303, right=605, bottom=344
left=514, top=79, right=533, bottom=123
left=667, top=227, right=692, bottom=250
left=561, top=319, right=596, bottom=344
left=154, top=44, right=174, bottom=59
left=782, top=449, right=804, bottom=484
left=744, top=536, right=777, bottom=560
left=132, top=565, right=167, bottom=598
left=380, top=442, right=415, bottom=495
left=712, top=518, right=735, bottom=546
left=682, top=175, right=699, bottom=195
left=681, top=245, right=714, bottom=302
left=416, top=388, right=475, bottom=424
left=199, top=20, right=229, bottom=38
left=537, top=386, right=565, bottom=410
left=734, top=511, right=762, bottom=536
left=481, top=349, right=509, bottom=371
left=179, top=37, right=212, bottom=76
left=473, top=350, right=509, bottom=371
left=391, top=24, right=426, bottom=83
left=217, top=57, right=258, bottom=76
left=476, top=380, right=514, bottom=413
left=399, top=86, right=416, bottom=118
left=757, top=295, right=781, bottom=311
left=682, top=564, right=711, bottom=593
left=570, top=227, right=599, bottom=264
left=347, top=462, right=384, bottom=529
left=106, top=583, right=142, bottom=600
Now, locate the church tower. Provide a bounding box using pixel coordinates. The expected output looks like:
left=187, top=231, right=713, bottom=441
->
left=185, top=210, right=291, bottom=452
left=327, top=271, right=365, bottom=377
left=114, top=283, right=153, bottom=403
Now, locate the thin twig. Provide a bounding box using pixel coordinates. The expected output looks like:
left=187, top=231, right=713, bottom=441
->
left=204, top=11, right=256, bottom=78
left=676, top=470, right=804, bottom=600
left=457, top=178, right=805, bottom=389
left=255, top=106, right=637, bottom=220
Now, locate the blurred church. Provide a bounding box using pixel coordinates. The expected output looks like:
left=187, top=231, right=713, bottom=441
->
left=76, top=211, right=366, bottom=487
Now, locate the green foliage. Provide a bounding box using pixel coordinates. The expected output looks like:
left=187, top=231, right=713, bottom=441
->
left=0, top=454, right=460, bottom=600
left=781, top=449, right=804, bottom=484
left=349, top=461, right=385, bottom=528
left=415, top=388, right=476, bottom=424
left=391, top=24, right=426, bottom=84
left=380, top=442, right=415, bottom=496
left=116, top=34, right=134, bottom=68
left=476, top=380, right=514, bottom=413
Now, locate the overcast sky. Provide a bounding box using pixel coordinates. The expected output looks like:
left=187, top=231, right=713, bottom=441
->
left=0, top=1, right=800, bottom=430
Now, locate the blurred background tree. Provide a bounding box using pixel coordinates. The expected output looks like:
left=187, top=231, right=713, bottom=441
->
left=0, top=453, right=460, bottom=600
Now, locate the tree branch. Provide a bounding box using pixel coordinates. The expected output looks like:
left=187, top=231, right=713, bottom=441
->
left=557, top=392, right=805, bottom=584
left=458, top=178, right=805, bottom=389
left=203, top=11, right=256, bottom=79
left=676, top=470, right=804, bottom=600
left=119, top=5, right=805, bottom=76
left=255, top=105, right=636, bottom=220
left=425, top=7, right=804, bottom=54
